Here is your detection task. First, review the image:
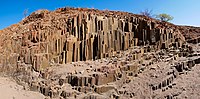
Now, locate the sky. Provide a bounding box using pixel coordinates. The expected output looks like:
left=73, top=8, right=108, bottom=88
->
left=0, top=0, right=200, bottom=30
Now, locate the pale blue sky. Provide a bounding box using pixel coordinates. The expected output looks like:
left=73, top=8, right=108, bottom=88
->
left=0, top=0, right=200, bottom=30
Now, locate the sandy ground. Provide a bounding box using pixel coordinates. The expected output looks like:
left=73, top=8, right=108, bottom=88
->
left=169, top=64, right=200, bottom=99
left=0, top=77, right=45, bottom=99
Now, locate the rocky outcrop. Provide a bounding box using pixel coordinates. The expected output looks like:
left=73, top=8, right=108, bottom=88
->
left=0, top=7, right=185, bottom=72
left=1, top=7, right=199, bottom=99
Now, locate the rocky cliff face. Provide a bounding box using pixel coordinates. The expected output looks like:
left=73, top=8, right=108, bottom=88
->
left=0, top=7, right=185, bottom=72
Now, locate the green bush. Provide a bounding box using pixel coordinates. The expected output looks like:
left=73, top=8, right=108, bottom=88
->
left=156, top=13, right=173, bottom=22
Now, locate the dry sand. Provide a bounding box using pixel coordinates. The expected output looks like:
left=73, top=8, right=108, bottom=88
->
left=0, top=76, right=45, bottom=99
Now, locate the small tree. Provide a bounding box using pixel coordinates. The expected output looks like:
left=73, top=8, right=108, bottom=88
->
left=140, top=9, right=153, bottom=18
left=156, top=13, right=173, bottom=22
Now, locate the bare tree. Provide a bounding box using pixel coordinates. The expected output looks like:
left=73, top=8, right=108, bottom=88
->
left=140, top=9, right=153, bottom=18
left=23, top=9, right=29, bottom=18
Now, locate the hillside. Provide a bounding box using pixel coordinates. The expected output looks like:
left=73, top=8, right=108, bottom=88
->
left=178, top=25, right=200, bottom=43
